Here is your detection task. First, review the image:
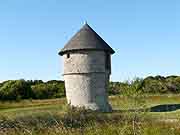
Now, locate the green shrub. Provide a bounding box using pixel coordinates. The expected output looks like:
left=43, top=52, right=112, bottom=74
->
left=0, top=80, right=65, bottom=101
left=31, top=81, right=65, bottom=99
left=109, top=76, right=180, bottom=95
left=0, top=80, right=33, bottom=101
left=0, top=75, right=180, bottom=101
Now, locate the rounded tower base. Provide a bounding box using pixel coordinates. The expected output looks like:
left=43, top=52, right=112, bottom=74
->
left=64, top=73, right=112, bottom=112
left=73, top=103, right=112, bottom=112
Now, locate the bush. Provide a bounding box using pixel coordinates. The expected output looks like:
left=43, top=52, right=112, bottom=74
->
left=31, top=81, right=65, bottom=99
left=109, top=76, right=180, bottom=95
left=0, top=80, right=33, bottom=101
left=0, top=80, right=65, bottom=101
left=109, top=81, right=130, bottom=95
left=141, top=76, right=180, bottom=94
left=0, top=75, right=180, bottom=101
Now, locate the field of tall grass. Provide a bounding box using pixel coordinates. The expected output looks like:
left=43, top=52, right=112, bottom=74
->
left=0, top=95, right=180, bottom=135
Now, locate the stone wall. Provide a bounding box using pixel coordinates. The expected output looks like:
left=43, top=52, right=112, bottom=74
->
left=63, top=50, right=112, bottom=112
left=63, top=51, right=106, bottom=74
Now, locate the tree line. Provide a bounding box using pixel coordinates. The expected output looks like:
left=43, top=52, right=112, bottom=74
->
left=109, top=75, right=180, bottom=95
left=0, top=75, right=180, bottom=101
left=0, top=80, right=65, bottom=101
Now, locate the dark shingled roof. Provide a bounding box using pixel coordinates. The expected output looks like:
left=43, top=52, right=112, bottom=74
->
left=59, top=23, right=115, bottom=55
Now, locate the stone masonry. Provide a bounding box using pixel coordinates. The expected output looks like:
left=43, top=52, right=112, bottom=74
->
left=59, top=23, right=115, bottom=112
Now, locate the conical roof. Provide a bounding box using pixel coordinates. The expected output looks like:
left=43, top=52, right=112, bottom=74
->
left=59, top=23, right=115, bottom=55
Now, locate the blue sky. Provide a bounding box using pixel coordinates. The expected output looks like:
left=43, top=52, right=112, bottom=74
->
left=0, top=0, right=180, bottom=82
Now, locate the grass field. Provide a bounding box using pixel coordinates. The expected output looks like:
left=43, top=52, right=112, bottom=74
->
left=0, top=95, right=180, bottom=135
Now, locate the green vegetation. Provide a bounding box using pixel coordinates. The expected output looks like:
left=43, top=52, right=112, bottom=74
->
left=0, top=95, right=180, bottom=135
left=109, top=75, right=180, bottom=95
left=0, top=75, right=180, bottom=101
left=0, top=75, right=180, bottom=134
left=0, top=80, right=65, bottom=101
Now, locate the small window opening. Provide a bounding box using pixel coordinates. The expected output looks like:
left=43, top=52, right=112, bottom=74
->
left=67, top=53, right=70, bottom=58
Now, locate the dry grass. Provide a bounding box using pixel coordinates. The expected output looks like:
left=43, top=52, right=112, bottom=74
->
left=0, top=95, right=180, bottom=135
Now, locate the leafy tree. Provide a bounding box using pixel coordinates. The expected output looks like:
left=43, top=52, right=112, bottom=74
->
left=0, top=80, right=33, bottom=101
left=26, top=80, right=44, bottom=86
left=31, top=81, right=65, bottom=99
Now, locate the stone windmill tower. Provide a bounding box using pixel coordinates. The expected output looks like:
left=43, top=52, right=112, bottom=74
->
left=59, top=23, right=115, bottom=112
